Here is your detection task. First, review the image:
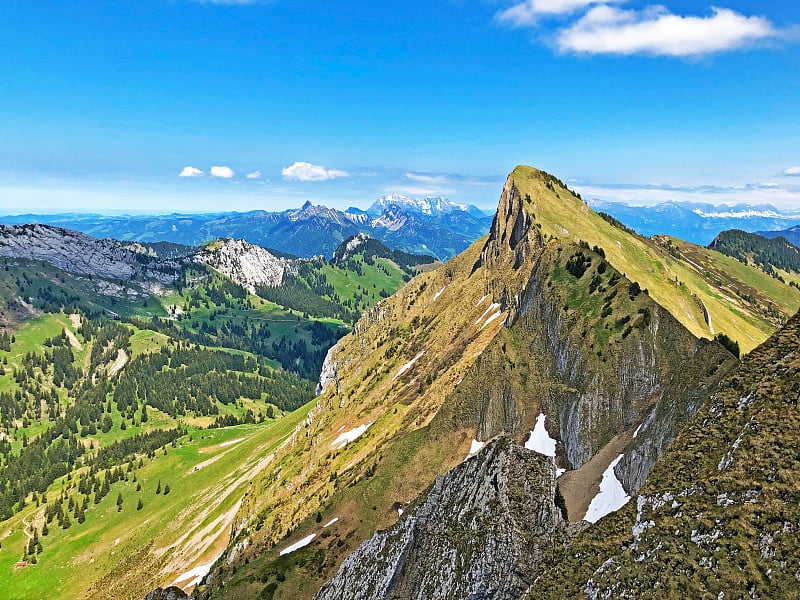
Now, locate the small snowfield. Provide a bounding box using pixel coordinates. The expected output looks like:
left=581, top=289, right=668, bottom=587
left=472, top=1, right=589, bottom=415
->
left=583, top=454, right=631, bottom=523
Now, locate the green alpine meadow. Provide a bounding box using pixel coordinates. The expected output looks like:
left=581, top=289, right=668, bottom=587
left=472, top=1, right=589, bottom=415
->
left=2, top=1, right=799, bottom=598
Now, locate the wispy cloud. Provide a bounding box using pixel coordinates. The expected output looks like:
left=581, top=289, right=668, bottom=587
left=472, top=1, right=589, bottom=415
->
left=405, top=171, right=496, bottom=186
left=281, top=161, right=349, bottom=182
left=497, top=2, right=787, bottom=58
left=246, top=170, right=262, bottom=179
left=386, top=185, right=456, bottom=197
left=210, top=165, right=235, bottom=178
left=405, top=172, right=452, bottom=185
left=179, top=166, right=203, bottom=177
left=785, top=166, right=800, bottom=176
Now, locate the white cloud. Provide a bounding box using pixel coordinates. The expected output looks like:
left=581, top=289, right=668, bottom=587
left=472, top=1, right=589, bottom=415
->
left=557, top=6, right=777, bottom=57
left=387, top=185, right=456, bottom=197
left=179, top=166, right=204, bottom=178
left=281, top=162, right=349, bottom=182
left=785, top=166, right=800, bottom=176
left=210, top=165, right=235, bottom=179
left=405, top=172, right=497, bottom=187
left=497, top=0, right=619, bottom=27
left=246, top=170, right=262, bottom=179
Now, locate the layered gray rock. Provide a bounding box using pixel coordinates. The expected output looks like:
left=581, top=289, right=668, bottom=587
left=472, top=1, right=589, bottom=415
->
left=0, top=223, right=182, bottom=284
left=315, top=437, right=569, bottom=600
left=194, top=238, right=294, bottom=293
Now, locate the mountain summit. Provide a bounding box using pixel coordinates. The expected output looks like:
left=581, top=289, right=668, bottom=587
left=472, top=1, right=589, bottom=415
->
left=1, top=197, right=493, bottom=262
left=368, top=194, right=474, bottom=216
left=192, top=167, right=800, bottom=599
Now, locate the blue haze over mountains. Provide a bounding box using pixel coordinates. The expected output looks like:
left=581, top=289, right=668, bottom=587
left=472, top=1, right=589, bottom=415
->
left=587, top=199, right=800, bottom=246
left=0, top=196, right=493, bottom=261
left=5, top=195, right=800, bottom=260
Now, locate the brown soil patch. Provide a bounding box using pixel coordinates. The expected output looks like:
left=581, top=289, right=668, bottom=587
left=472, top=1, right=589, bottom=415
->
left=558, top=431, right=632, bottom=522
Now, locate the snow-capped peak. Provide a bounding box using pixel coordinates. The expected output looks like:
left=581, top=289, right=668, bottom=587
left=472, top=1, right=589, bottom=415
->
left=368, top=194, right=469, bottom=216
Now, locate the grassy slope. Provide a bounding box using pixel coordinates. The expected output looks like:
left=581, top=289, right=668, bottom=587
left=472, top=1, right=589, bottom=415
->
left=0, top=305, right=318, bottom=598
left=0, top=407, right=312, bottom=600
left=0, top=234, right=423, bottom=598
left=200, top=221, right=534, bottom=598
left=203, top=167, right=800, bottom=599
left=509, top=166, right=800, bottom=352
left=317, top=255, right=407, bottom=309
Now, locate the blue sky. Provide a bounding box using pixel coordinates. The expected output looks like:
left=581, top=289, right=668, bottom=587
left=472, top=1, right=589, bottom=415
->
left=1, top=0, right=799, bottom=213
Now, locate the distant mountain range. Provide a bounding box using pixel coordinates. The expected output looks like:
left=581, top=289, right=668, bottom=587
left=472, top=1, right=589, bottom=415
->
left=756, top=223, right=800, bottom=248
left=587, top=199, right=800, bottom=246
left=0, top=195, right=492, bottom=261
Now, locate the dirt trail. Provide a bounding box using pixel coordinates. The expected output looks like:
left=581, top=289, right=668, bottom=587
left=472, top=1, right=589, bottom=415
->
left=159, top=433, right=296, bottom=592
left=64, top=329, right=82, bottom=350
left=108, top=349, right=128, bottom=377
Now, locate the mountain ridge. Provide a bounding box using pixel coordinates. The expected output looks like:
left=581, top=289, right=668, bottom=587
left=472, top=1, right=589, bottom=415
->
left=587, top=198, right=800, bottom=246
left=193, top=166, right=783, bottom=599
left=0, top=197, right=492, bottom=261
left=2, top=167, right=799, bottom=599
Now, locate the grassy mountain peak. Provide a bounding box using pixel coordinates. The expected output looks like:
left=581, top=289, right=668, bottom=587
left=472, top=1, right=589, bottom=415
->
left=193, top=166, right=769, bottom=598
left=508, top=165, right=800, bottom=352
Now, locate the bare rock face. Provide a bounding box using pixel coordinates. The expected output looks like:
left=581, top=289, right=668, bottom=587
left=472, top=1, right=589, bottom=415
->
left=143, top=586, right=188, bottom=600
left=194, top=238, right=294, bottom=293
left=0, top=224, right=182, bottom=283
left=315, top=437, right=569, bottom=600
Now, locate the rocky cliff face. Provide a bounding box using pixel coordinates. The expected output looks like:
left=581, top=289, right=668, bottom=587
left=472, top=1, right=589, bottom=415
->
left=0, top=224, right=308, bottom=300
left=530, top=308, right=800, bottom=598
left=514, top=245, right=733, bottom=493
left=448, top=179, right=735, bottom=506
left=0, top=223, right=183, bottom=288
left=316, top=437, right=570, bottom=600
left=194, top=238, right=295, bottom=293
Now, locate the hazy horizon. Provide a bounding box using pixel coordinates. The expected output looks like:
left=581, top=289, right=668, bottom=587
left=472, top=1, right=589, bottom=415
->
left=2, top=2, right=799, bottom=212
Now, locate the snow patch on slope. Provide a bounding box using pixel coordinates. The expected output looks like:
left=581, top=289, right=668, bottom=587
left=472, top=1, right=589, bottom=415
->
left=480, top=310, right=503, bottom=329
left=331, top=421, right=374, bottom=449
left=525, top=413, right=565, bottom=477
left=525, top=413, right=557, bottom=457
left=465, top=439, right=486, bottom=461
left=584, top=454, right=631, bottom=524
left=392, top=351, right=425, bottom=381
left=475, top=303, right=501, bottom=326
left=172, top=560, right=216, bottom=589
left=279, top=533, right=316, bottom=556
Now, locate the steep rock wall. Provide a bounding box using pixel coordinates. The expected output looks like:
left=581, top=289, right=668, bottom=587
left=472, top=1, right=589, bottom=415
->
left=316, top=437, right=569, bottom=600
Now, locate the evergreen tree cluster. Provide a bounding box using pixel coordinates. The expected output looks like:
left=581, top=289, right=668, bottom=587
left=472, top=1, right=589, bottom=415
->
left=710, top=229, right=800, bottom=278
left=114, top=344, right=313, bottom=417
